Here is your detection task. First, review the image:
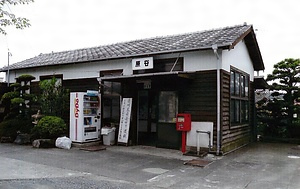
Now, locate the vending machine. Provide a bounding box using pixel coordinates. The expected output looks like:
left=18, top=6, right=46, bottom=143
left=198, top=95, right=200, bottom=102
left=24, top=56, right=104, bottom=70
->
left=70, top=92, right=101, bottom=143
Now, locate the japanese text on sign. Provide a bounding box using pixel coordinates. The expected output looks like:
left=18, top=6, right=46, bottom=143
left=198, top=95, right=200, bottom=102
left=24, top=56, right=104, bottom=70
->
left=132, top=57, right=153, bottom=70
left=118, top=98, right=132, bottom=144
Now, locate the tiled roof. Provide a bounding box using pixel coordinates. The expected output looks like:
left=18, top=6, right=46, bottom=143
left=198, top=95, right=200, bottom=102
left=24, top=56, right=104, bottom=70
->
left=0, top=24, right=264, bottom=71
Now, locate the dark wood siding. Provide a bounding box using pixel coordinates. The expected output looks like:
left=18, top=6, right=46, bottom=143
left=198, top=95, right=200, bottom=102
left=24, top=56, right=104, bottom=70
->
left=63, top=78, right=99, bottom=92
left=179, top=70, right=255, bottom=153
left=31, top=77, right=99, bottom=95
left=220, top=70, right=230, bottom=150
left=249, top=82, right=255, bottom=141
left=180, top=70, right=217, bottom=147
left=221, top=70, right=254, bottom=153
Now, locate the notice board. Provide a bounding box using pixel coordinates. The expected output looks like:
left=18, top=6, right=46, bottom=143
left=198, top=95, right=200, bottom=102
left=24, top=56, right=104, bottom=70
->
left=118, top=98, right=132, bottom=144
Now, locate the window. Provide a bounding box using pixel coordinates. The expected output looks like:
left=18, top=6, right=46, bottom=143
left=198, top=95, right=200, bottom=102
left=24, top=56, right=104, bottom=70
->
left=100, top=70, right=122, bottom=124
left=230, top=69, right=249, bottom=124
left=40, top=75, right=63, bottom=87
left=158, top=91, right=178, bottom=123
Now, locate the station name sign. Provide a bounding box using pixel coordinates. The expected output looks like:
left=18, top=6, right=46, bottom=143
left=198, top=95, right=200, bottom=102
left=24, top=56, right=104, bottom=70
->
left=132, top=57, right=153, bottom=70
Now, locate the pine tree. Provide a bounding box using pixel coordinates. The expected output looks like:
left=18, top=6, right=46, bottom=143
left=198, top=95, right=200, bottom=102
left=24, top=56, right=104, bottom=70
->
left=260, top=58, right=300, bottom=137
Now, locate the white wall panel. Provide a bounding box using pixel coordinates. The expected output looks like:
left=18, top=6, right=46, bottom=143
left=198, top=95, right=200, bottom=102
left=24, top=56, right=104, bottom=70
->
left=222, top=41, right=254, bottom=81
left=8, top=58, right=132, bottom=82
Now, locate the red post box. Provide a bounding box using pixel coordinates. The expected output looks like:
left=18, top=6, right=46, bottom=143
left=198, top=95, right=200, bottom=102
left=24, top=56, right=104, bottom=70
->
left=176, top=113, right=191, bottom=154
left=176, top=113, right=191, bottom=131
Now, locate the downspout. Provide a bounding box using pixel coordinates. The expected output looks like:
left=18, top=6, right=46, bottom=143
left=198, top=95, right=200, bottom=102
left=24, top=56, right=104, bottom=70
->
left=212, top=44, right=221, bottom=155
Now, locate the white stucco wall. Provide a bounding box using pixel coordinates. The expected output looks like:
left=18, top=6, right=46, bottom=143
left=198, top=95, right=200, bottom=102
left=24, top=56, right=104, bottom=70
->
left=7, top=41, right=255, bottom=82
left=222, top=40, right=254, bottom=81
left=183, top=50, right=219, bottom=71
left=8, top=58, right=133, bottom=82
left=153, top=50, right=218, bottom=72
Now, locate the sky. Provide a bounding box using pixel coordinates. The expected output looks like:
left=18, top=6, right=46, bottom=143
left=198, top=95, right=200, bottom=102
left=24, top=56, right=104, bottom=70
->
left=0, top=0, right=299, bottom=81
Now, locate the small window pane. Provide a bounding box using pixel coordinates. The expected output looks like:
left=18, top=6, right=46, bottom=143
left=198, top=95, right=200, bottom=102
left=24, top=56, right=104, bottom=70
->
left=241, top=101, right=245, bottom=122
left=158, top=91, right=178, bottom=123
left=111, top=97, right=121, bottom=120
left=230, top=71, right=235, bottom=95
left=235, top=73, right=240, bottom=96
left=245, top=102, right=249, bottom=121
left=241, top=75, right=245, bottom=97
left=245, top=76, right=249, bottom=97
left=235, top=100, right=240, bottom=122
left=230, top=99, right=235, bottom=122
left=241, top=101, right=249, bottom=122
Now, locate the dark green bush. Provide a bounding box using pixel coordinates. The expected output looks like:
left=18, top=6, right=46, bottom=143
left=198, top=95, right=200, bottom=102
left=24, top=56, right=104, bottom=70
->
left=9, top=83, right=21, bottom=88
left=11, top=97, right=25, bottom=104
left=0, top=117, right=33, bottom=139
left=31, top=116, right=67, bottom=139
left=16, top=74, right=36, bottom=81
left=1, top=91, right=18, bottom=101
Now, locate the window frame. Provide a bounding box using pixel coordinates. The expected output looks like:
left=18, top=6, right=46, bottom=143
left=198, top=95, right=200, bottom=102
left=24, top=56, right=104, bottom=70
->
left=230, top=67, right=250, bottom=126
left=100, top=70, right=123, bottom=125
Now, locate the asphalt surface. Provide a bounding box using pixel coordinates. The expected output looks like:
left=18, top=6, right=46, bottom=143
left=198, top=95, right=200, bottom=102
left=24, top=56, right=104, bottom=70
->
left=0, top=142, right=300, bottom=189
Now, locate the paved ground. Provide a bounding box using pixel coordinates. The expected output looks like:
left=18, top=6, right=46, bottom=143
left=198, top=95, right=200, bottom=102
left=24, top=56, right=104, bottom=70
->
left=0, top=142, right=300, bottom=189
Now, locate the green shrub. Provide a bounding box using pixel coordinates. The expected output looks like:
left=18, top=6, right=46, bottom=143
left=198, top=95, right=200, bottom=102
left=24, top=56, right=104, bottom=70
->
left=11, top=97, right=25, bottom=104
left=38, top=77, right=69, bottom=118
left=1, top=91, right=18, bottom=101
left=10, top=83, right=21, bottom=88
left=31, top=116, right=67, bottom=139
left=0, top=117, right=33, bottom=139
left=17, top=74, right=36, bottom=81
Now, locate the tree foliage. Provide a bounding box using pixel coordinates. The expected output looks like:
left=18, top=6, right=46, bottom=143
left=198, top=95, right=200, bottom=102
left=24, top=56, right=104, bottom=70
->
left=0, top=74, right=36, bottom=138
left=258, top=58, right=300, bottom=137
left=1, top=74, right=36, bottom=119
left=267, top=58, right=300, bottom=121
left=0, top=0, right=34, bottom=35
left=39, top=77, right=69, bottom=118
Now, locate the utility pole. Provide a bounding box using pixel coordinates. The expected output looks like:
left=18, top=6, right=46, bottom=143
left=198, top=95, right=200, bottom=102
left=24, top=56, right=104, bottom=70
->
left=7, top=50, right=12, bottom=87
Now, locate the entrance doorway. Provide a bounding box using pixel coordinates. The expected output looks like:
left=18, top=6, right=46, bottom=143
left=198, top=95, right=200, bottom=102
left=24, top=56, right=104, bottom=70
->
left=137, top=90, right=180, bottom=149
left=137, top=90, right=158, bottom=146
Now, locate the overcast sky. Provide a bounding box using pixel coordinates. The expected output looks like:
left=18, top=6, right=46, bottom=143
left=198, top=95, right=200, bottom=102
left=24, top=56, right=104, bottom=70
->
left=0, top=0, right=299, bottom=80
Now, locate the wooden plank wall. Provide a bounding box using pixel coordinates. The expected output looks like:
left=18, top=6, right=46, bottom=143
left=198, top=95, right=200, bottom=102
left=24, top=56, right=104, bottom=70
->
left=63, top=78, right=99, bottom=92
left=181, top=70, right=254, bottom=153
left=180, top=70, right=217, bottom=147
left=249, top=82, right=255, bottom=141
left=221, top=70, right=254, bottom=153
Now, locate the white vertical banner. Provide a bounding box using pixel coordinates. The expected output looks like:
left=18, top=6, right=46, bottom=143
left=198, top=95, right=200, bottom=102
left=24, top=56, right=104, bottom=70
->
left=118, top=98, right=132, bottom=144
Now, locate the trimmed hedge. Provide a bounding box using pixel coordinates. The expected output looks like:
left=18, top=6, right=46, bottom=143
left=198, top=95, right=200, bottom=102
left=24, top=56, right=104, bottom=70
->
left=31, top=116, right=67, bottom=139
